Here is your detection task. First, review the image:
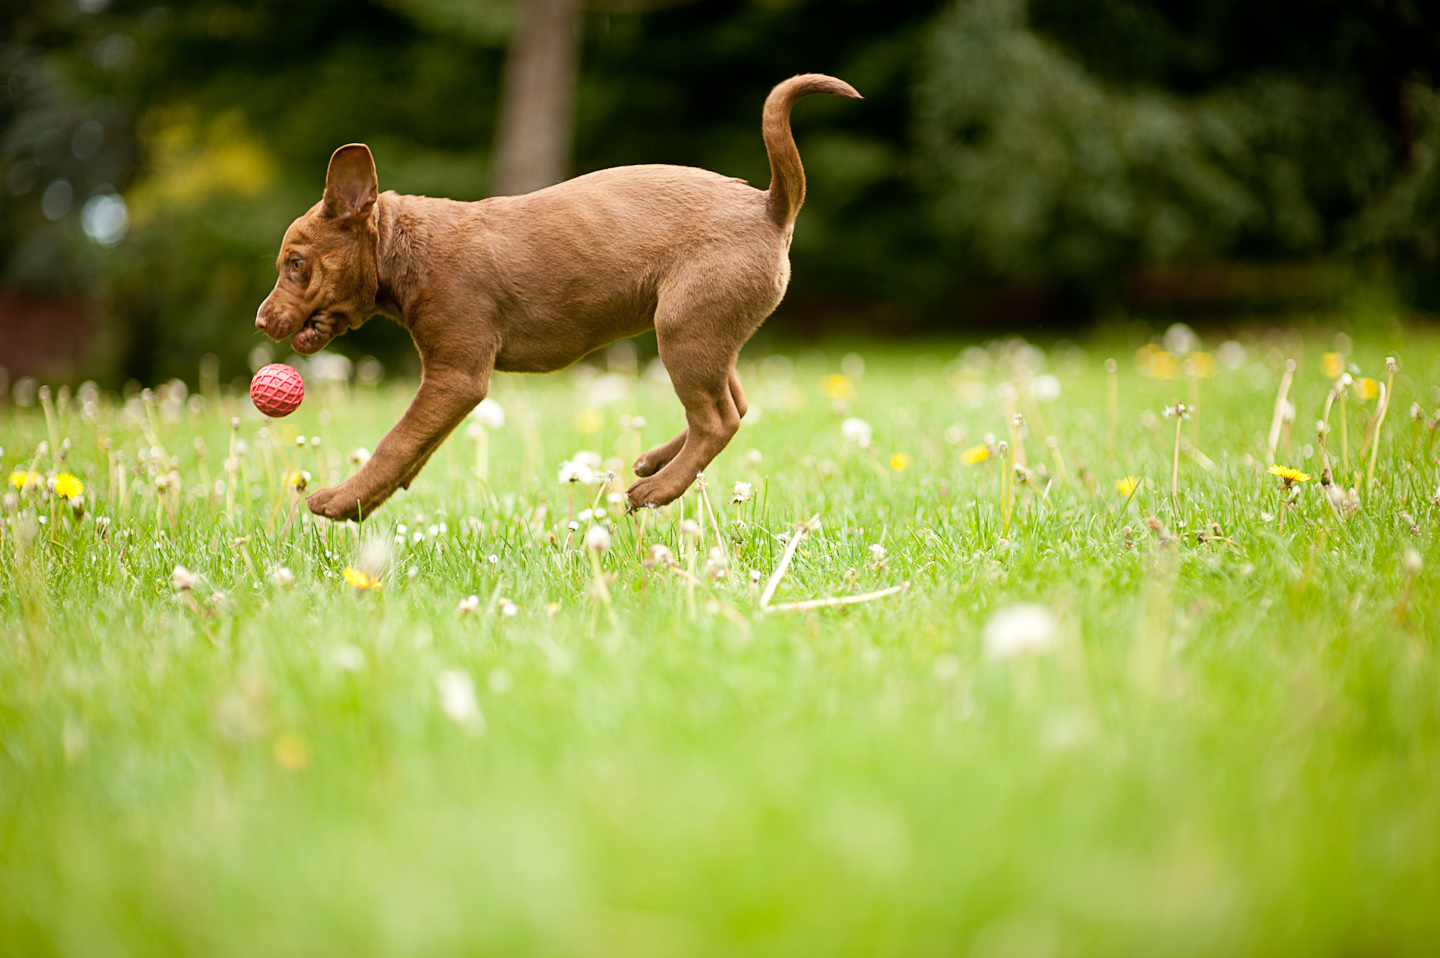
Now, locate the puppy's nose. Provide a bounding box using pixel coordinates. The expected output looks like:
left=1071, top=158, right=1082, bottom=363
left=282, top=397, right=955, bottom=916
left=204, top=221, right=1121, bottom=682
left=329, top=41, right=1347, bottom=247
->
left=255, top=310, right=268, bottom=330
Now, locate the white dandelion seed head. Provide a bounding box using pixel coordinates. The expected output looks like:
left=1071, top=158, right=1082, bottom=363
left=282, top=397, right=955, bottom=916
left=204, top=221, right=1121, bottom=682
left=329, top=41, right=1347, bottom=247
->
left=1032, top=374, right=1062, bottom=403
left=170, top=565, right=198, bottom=592
left=558, top=459, right=594, bottom=485
left=730, top=480, right=754, bottom=503
left=435, top=669, right=483, bottom=729
left=840, top=417, right=873, bottom=447
left=457, top=594, right=480, bottom=614
left=703, top=547, right=729, bottom=579
left=357, top=533, right=394, bottom=579
left=471, top=397, right=506, bottom=430
left=500, top=599, right=519, bottom=617
left=332, top=644, right=366, bottom=672
left=982, top=603, right=1058, bottom=660
left=584, top=524, right=612, bottom=553
left=267, top=566, right=295, bottom=588
left=1163, top=322, right=1198, bottom=355
left=649, top=544, right=675, bottom=567
left=869, top=543, right=887, bottom=561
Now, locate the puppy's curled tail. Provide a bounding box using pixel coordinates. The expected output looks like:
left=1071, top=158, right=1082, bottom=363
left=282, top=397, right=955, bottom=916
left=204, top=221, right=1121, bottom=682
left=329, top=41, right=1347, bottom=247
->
left=763, top=74, right=862, bottom=229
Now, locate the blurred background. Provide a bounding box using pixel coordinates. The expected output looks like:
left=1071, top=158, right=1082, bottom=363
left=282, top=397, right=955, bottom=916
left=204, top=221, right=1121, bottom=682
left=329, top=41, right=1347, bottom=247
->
left=2, top=0, right=1437, bottom=390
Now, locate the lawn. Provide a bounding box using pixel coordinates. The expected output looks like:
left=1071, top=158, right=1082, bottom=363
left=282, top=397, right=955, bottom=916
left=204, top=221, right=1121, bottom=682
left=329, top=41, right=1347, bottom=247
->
left=2, top=322, right=1438, bottom=957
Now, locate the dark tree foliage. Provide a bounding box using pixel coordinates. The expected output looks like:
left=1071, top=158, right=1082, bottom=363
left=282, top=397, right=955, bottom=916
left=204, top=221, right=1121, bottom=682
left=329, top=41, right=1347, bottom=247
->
left=1, top=0, right=1437, bottom=384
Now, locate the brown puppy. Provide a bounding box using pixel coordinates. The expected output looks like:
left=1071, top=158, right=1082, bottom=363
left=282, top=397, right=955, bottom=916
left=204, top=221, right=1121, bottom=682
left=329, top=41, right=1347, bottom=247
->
left=256, top=74, right=860, bottom=521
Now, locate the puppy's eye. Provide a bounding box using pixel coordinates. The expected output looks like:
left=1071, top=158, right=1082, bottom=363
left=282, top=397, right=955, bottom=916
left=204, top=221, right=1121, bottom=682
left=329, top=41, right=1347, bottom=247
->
left=288, top=257, right=304, bottom=273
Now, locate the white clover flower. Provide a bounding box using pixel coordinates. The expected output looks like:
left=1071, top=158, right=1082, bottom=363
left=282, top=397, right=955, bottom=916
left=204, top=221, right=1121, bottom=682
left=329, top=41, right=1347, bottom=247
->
left=730, top=480, right=754, bottom=504
left=435, top=670, right=483, bottom=729
left=500, top=599, right=519, bottom=617
left=471, top=397, right=506, bottom=430
left=457, top=594, right=480, bottom=614
left=868, top=543, right=887, bottom=562
left=170, top=565, right=198, bottom=591
left=268, top=566, right=295, bottom=588
left=840, top=417, right=873, bottom=447
left=982, top=603, right=1058, bottom=660
left=584, top=524, right=612, bottom=553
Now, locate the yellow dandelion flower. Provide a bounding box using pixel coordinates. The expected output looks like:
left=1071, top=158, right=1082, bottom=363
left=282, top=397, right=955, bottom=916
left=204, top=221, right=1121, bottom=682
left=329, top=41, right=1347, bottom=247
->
left=273, top=732, right=312, bottom=771
left=889, top=452, right=911, bottom=472
left=1136, top=344, right=1179, bottom=379
left=1115, top=477, right=1139, bottom=497
left=575, top=408, right=603, bottom=433
left=1321, top=352, right=1344, bottom=379
left=1355, top=377, right=1379, bottom=401
left=343, top=567, right=382, bottom=590
left=9, top=470, right=30, bottom=490
left=822, top=374, right=854, bottom=400
left=962, top=444, right=990, bottom=465
left=53, top=473, right=83, bottom=499
left=1268, top=464, right=1311, bottom=484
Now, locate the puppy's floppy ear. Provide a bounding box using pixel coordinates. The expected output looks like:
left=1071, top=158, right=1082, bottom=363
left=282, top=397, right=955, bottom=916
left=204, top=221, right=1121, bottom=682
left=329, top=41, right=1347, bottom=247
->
left=323, top=144, right=378, bottom=222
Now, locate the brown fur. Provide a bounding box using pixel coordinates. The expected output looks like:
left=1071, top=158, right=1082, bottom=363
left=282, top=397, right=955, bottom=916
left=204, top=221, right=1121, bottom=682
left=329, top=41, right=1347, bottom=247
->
left=255, top=74, right=860, bottom=521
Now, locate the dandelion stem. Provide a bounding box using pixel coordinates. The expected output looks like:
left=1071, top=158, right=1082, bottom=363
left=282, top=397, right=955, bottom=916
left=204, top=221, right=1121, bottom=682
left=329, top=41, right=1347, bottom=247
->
left=225, top=419, right=238, bottom=524
left=1365, top=382, right=1392, bottom=490
left=760, top=516, right=817, bottom=609
left=1171, top=414, right=1183, bottom=518
left=1267, top=360, right=1296, bottom=462
left=1105, top=358, right=1117, bottom=465
left=1340, top=390, right=1349, bottom=471
left=473, top=427, right=488, bottom=482
left=697, top=475, right=727, bottom=561
left=765, top=581, right=909, bottom=613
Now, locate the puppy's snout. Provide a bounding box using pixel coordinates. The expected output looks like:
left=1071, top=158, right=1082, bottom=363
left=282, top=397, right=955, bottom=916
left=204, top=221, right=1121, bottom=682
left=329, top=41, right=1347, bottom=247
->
left=255, top=306, right=269, bottom=330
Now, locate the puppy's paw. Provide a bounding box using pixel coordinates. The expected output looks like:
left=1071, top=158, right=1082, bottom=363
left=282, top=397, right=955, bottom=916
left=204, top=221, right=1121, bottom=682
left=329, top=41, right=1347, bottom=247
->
left=307, top=484, right=367, bottom=522
left=625, top=474, right=688, bottom=511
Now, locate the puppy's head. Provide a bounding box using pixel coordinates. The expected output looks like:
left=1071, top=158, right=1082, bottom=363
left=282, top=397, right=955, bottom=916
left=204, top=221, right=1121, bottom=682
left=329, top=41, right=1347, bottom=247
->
left=256, top=144, right=380, bottom=355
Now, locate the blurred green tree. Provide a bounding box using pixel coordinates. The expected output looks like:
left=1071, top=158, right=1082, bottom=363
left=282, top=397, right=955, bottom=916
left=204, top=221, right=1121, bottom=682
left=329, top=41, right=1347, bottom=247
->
left=1, top=0, right=1437, bottom=386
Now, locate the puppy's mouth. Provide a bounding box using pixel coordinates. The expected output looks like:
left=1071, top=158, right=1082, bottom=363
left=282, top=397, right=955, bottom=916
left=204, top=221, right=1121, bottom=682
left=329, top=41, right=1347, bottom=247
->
left=291, top=311, right=347, bottom=354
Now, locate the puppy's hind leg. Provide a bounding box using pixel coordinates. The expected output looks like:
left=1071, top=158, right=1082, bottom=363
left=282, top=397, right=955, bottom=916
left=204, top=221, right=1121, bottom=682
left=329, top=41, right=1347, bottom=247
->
left=632, top=349, right=749, bottom=479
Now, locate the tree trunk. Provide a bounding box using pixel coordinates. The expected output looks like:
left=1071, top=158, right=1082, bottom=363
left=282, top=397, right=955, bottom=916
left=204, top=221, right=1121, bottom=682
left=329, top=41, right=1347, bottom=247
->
left=491, top=0, right=582, bottom=196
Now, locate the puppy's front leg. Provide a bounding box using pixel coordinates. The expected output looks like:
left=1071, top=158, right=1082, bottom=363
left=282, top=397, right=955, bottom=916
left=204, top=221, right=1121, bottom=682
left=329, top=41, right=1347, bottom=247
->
left=308, top=354, right=493, bottom=521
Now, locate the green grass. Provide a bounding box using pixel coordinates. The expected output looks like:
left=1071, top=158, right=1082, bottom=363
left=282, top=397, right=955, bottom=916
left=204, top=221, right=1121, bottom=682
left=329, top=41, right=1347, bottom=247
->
left=3, top=325, right=1439, bottom=956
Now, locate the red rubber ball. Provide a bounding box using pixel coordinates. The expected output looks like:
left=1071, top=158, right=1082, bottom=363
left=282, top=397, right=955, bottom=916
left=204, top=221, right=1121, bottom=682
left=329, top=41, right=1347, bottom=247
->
left=251, top=363, right=305, bottom=418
